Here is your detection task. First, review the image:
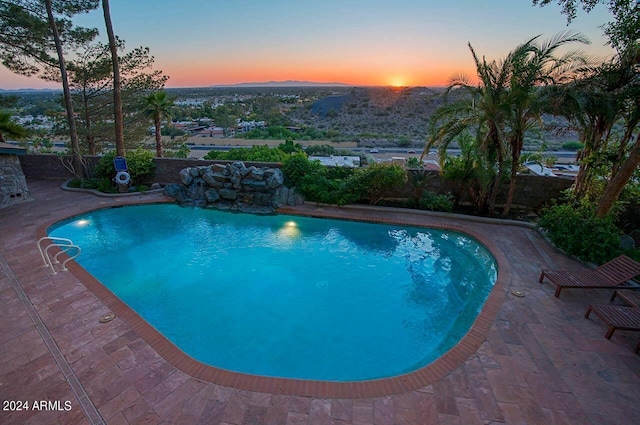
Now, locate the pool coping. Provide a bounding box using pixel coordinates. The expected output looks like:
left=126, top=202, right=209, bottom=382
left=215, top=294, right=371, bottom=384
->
left=36, top=201, right=511, bottom=399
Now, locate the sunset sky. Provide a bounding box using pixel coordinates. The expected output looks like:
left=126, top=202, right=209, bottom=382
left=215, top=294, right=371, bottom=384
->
left=0, top=0, right=616, bottom=90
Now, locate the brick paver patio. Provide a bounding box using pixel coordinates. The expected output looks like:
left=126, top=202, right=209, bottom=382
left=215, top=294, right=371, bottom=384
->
left=1, top=179, right=638, bottom=425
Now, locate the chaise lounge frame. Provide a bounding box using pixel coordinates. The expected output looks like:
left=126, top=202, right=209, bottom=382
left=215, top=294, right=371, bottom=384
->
left=585, top=304, right=640, bottom=353
left=539, top=255, right=640, bottom=298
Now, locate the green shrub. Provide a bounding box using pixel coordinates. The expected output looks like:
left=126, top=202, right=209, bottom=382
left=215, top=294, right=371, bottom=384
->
left=277, top=139, right=303, bottom=154
left=305, top=144, right=336, bottom=156
left=538, top=203, right=621, bottom=264
left=406, top=157, right=422, bottom=168
left=561, top=141, right=584, bottom=151
left=341, top=163, right=407, bottom=205
left=299, top=174, right=348, bottom=205
left=282, top=153, right=322, bottom=187
left=94, top=149, right=156, bottom=184
left=324, top=165, right=354, bottom=180
left=70, top=177, right=118, bottom=193
left=95, top=178, right=118, bottom=193
left=67, top=178, right=82, bottom=188
left=282, top=154, right=355, bottom=204
left=164, top=144, right=190, bottom=158
left=419, top=191, right=454, bottom=212
left=203, top=145, right=288, bottom=162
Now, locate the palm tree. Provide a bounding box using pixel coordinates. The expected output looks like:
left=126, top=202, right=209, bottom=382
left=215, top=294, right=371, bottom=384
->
left=501, top=31, right=588, bottom=217
left=143, top=90, right=173, bottom=157
left=427, top=33, right=588, bottom=216
left=593, top=45, right=640, bottom=217
left=546, top=42, right=639, bottom=217
left=0, top=111, right=27, bottom=143
left=440, top=132, right=495, bottom=211
left=422, top=41, right=513, bottom=214
left=545, top=71, right=619, bottom=199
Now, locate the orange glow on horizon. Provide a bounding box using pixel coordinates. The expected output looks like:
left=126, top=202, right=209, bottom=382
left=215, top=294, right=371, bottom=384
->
left=161, top=62, right=466, bottom=88
left=388, top=76, right=407, bottom=87
left=140, top=54, right=478, bottom=89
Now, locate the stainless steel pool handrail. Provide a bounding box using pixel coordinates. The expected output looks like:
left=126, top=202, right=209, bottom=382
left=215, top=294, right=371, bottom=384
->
left=37, top=237, right=81, bottom=275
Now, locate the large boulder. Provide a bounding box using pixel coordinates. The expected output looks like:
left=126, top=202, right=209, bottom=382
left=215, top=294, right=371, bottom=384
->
left=230, top=162, right=246, bottom=175
left=620, top=234, right=636, bottom=250
left=219, top=188, right=237, bottom=200
left=179, top=168, right=194, bottom=185
left=250, top=168, right=265, bottom=180
left=185, top=177, right=206, bottom=201
left=287, top=187, right=304, bottom=206
left=254, top=193, right=272, bottom=206
left=243, top=179, right=267, bottom=192
left=205, top=188, right=220, bottom=203
left=273, top=186, right=289, bottom=208
left=266, top=169, right=284, bottom=189
left=630, top=230, right=640, bottom=248
left=163, top=183, right=184, bottom=202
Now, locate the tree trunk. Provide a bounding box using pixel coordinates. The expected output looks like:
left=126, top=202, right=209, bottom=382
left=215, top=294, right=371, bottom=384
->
left=487, top=148, right=503, bottom=215
left=484, top=122, right=504, bottom=215
left=502, top=138, right=523, bottom=217
left=45, top=0, right=84, bottom=179
left=82, top=85, right=96, bottom=155
left=611, top=119, right=638, bottom=178
left=574, top=117, right=613, bottom=199
left=573, top=149, right=591, bottom=198
left=102, top=0, right=124, bottom=157
left=502, top=163, right=518, bottom=218
left=595, top=133, right=640, bottom=218
left=154, top=115, right=163, bottom=157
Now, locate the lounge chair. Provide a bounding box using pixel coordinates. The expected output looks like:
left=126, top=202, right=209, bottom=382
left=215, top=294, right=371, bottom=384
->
left=585, top=304, right=640, bottom=353
left=538, top=255, right=640, bottom=298
left=610, top=289, right=640, bottom=307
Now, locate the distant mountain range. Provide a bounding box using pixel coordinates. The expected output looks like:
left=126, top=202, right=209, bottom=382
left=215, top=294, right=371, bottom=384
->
left=211, top=80, right=352, bottom=88
left=0, top=81, right=352, bottom=92
left=0, top=87, right=60, bottom=92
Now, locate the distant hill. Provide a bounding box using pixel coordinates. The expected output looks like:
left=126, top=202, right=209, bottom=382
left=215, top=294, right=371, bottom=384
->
left=311, top=94, right=353, bottom=117
left=212, top=80, right=352, bottom=88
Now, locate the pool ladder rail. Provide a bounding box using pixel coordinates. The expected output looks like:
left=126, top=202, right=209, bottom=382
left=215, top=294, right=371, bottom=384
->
left=37, top=237, right=81, bottom=275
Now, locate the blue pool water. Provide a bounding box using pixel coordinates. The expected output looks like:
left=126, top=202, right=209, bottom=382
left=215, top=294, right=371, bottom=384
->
left=49, top=204, right=497, bottom=381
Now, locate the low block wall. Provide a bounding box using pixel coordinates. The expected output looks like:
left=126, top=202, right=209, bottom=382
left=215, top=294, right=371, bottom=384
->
left=19, top=154, right=100, bottom=180
left=399, top=170, right=573, bottom=211
left=19, top=154, right=572, bottom=211
left=18, top=154, right=282, bottom=183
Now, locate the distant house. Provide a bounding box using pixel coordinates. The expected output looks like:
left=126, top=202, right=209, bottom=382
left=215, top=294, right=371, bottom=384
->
left=175, top=99, right=205, bottom=107
left=422, top=160, right=441, bottom=171
left=202, top=127, right=225, bottom=138
left=390, top=157, right=406, bottom=166
left=551, top=164, right=579, bottom=179
left=0, top=142, right=31, bottom=209
left=236, top=120, right=266, bottom=133
left=310, top=156, right=361, bottom=168
left=523, top=162, right=578, bottom=179
left=524, top=163, right=557, bottom=177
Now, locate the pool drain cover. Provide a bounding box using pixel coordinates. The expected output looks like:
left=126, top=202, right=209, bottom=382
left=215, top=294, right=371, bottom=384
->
left=99, top=313, right=115, bottom=323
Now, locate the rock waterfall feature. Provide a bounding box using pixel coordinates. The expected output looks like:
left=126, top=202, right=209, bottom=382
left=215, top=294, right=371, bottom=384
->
left=163, top=162, right=303, bottom=213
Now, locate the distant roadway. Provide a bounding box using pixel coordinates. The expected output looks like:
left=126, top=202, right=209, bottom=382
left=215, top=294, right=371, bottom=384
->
left=34, top=141, right=579, bottom=162
left=186, top=145, right=578, bottom=161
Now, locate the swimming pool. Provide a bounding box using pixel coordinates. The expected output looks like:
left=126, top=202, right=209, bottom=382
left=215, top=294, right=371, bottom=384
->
left=49, top=204, right=497, bottom=381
